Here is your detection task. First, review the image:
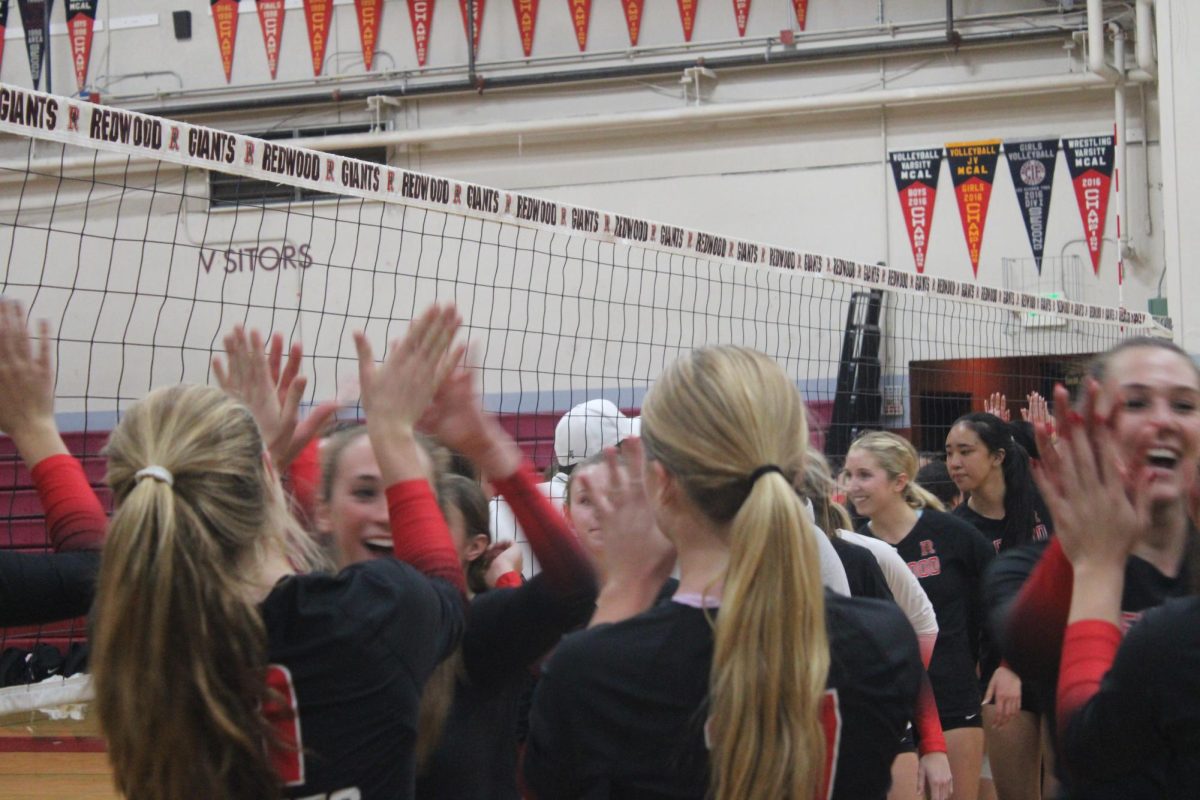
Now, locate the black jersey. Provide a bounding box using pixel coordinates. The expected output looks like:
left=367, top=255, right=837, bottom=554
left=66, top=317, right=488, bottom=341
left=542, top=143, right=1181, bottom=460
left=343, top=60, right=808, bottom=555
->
left=830, top=536, right=894, bottom=601
left=1060, top=597, right=1200, bottom=799
left=524, top=593, right=921, bottom=800
left=952, top=502, right=1051, bottom=556
left=861, top=509, right=994, bottom=717
left=261, top=558, right=464, bottom=800
left=0, top=550, right=99, bottom=626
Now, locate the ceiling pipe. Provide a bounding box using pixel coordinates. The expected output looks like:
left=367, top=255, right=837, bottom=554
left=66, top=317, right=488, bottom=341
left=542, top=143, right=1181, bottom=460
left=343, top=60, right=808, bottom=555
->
left=1087, top=0, right=1120, bottom=81
left=1132, top=0, right=1156, bottom=80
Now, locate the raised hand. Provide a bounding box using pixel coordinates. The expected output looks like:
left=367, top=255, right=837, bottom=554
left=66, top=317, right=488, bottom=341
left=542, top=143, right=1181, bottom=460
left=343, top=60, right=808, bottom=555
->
left=0, top=300, right=66, bottom=465
left=354, top=304, right=464, bottom=483
left=1020, top=390, right=1053, bottom=434
left=420, top=352, right=521, bottom=481
left=212, top=327, right=337, bottom=472
left=983, top=391, right=1010, bottom=422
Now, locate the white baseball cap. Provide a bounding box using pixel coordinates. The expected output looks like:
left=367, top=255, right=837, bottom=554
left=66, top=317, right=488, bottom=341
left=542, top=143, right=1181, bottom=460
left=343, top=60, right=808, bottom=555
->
left=554, top=399, right=637, bottom=467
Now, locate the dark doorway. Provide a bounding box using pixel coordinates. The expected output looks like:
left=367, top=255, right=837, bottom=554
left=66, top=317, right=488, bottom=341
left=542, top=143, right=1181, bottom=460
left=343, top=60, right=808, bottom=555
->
left=916, top=392, right=973, bottom=453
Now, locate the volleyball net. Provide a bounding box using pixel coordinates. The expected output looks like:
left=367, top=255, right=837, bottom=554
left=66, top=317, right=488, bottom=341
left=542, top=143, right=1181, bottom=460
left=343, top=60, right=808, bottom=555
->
left=0, top=82, right=1169, bottom=691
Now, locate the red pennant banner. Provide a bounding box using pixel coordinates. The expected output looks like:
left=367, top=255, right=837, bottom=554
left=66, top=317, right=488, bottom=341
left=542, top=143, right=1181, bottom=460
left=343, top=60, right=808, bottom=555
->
left=946, top=139, right=1001, bottom=277
left=65, top=0, right=98, bottom=93
left=888, top=148, right=943, bottom=274
left=354, top=0, right=382, bottom=71
left=567, top=0, right=590, bottom=51
left=459, top=0, right=485, bottom=57
left=621, top=0, right=644, bottom=46
left=0, top=0, right=8, bottom=80
left=732, top=0, right=750, bottom=37
left=303, top=0, right=332, bottom=76
left=1062, top=135, right=1115, bottom=275
left=406, top=0, right=432, bottom=66
left=210, top=0, right=239, bottom=84
left=256, top=0, right=284, bottom=79
left=511, top=0, right=537, bottom=57
left=676, top=0, right=697, bottom=42
left=793, top=0, right=807, bottom=31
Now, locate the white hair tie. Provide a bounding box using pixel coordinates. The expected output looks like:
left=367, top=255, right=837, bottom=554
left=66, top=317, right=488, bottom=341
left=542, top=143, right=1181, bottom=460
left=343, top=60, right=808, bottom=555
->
left=135, top=465, right=174, bottom=487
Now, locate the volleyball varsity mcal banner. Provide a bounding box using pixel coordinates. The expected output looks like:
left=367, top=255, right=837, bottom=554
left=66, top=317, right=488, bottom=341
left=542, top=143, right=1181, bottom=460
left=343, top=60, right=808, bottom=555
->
left=64, top=0, right=96, bottom=93
left=513, top=0, right=538, bottom=57
left=17, top=0, right=50, bottom=90
left=946, top=139, right=1001, bottom=277
left=256, top=0, right=284, bottom=79
left=889, top=148, right=943, bottom=274
left=1063, top=135, right=1115, bottom=275
left=0, top=81, right=1162, bottom=333
left=210, top=0, right=239, bottom=83
left=1004, top=138, right=1059, bottom=274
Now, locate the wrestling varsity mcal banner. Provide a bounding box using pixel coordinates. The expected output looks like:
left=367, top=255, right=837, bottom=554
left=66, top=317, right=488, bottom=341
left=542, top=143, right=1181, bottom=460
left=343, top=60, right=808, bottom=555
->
left=1062, top=134, right=1115, bottom=275
left=1004, top=138, right=1059, bottom=274
left=946, top=139, right=1001, bottom=277
left=64, top=0, right=97, bottom=93
left=889, top=148, right=943, bottom=274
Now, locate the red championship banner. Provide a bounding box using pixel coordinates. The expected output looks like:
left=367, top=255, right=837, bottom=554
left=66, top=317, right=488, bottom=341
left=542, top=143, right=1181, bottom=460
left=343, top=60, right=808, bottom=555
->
left=677, top=0, right=697, bottom=42
left=946, top=139, right=1001, bottom=277
left=888, top=148, right=943, bottom=274
left=1, top=1, right=12, bottom=82
left=209, top=0, right=239, bottom=83
left=256, top=0, right=284, bottom=79
left=65, top=0, right=97, bottom=93
left=732, top=0, right=750, bottom=37
left=17, top=0, right=49, bottom=90
left=1062, top=134, right=1115, bottom=275
left=512, top=0, right=537, bottom=57
left=406, top=0, right=432, bottom=66
left=567, top=0, right=590, bottom=51
left=303, top=0, right=332, bottom=76
left=459, top=0, right=485, bottom=57
left=621, top=0, right=644, bottom=46
left=793, top=0, right=807, bottom=31
left=354, top=0, right=382, bottom=71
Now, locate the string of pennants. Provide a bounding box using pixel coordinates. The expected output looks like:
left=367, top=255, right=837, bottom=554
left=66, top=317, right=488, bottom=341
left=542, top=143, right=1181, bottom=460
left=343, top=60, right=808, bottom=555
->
left=890, top=135, right=1116, bottom=277
left=0, top=1, right=814, bottom=87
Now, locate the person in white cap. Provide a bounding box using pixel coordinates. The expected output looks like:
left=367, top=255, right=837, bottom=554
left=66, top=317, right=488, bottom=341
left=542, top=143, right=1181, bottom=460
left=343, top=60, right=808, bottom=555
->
left=490, top=399, right=637, bottom=576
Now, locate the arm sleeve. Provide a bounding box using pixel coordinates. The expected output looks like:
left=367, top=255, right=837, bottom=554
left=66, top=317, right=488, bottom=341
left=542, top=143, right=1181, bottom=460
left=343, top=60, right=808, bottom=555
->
left=1056, top=620, right=1122, bottom=741
left=0, top=550, right=100, bottom=626
left=285, top=437, right=321, bottom=523
left=491, top=464, right=598, bottom=600
left=385, top=480, right=467, bottom=597
left=30, top=454, right=108, bottom=552
left=1002, top=538, right=1073, bottom=686
left=913, top=669, right=947, bottom=756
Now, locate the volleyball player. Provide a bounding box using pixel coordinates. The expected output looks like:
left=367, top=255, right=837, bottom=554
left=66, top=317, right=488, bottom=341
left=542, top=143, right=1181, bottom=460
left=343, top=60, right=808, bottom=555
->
left=945, top=413, right=1052, bottom=800
left=845, top=431, right=995, bottom=800
left=524, top=346, right=921, bottom=799
left=995, top=337, right=1200, bottom=796
left=0, top=300, right=107, bottom=626
left=88, top=304, right=468, bottom=800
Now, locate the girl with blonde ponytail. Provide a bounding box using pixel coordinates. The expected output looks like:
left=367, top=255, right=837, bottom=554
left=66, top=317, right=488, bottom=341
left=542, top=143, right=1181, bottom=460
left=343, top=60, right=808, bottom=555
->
left=845, top=431, right=995, bottom=800
left=525, top=346, right=922, bottom=799
left=91, top=305, right=469, bottom=800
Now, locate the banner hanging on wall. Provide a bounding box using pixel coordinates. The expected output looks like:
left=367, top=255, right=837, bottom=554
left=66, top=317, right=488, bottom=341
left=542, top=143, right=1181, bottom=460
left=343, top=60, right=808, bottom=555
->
left=512, top=0, right=538, bottom=57
left=407, top=0, right=432, bottom=66
left=64, top=0, right=97, bottom=93
left=256, top=0, right=284, bottom=79
left=1, top=1, right=11, bottom=82
left=732, top=0, right=750, bottom=37
left=793, top=0, right=808, bottom=31
left=459, top=0, right=485, bottom=57
left=567, top=0, right=590, bottom=50
left=677, top=0, right=697, bottom=42
left=354, top=0, right=382, bottom=71
left=17, top=0, right=50, bottom=90
left=946, top=139, right=1001, bottom=277
left=1062, top=134, right=1115, bottom=275
left=1004, top=138, right=1059, bottom=274
left=303, top=0, right=332, bottom=75
left=621, top=0, right=643, bottom=46
left=889, top=148, right=943, bottom=274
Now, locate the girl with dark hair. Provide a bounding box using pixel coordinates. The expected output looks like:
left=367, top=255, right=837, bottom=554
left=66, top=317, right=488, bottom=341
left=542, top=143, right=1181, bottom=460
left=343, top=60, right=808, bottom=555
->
left=89, top=305, right=468, bottom=800
left=525, top=346, right=921, bottom=800
left=945, top=412, right=1052, bottom=799
left=995, top=336, right=1200, bottom=796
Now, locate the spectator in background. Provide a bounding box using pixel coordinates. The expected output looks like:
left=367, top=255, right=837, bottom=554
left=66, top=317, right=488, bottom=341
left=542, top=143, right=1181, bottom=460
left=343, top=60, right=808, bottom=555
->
left=917, top=459, right=961, bottom=510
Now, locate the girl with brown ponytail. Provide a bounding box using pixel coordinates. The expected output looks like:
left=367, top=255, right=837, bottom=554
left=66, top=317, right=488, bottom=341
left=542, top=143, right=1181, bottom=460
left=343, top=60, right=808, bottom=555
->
left=524, top=346, right=922, bottom=799
left=90, top=304, right=469, bottom=800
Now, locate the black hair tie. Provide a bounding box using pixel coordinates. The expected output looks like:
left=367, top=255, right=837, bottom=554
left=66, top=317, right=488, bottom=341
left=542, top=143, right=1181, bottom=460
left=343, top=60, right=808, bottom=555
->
left=748, top=464, right=784, bottom=485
